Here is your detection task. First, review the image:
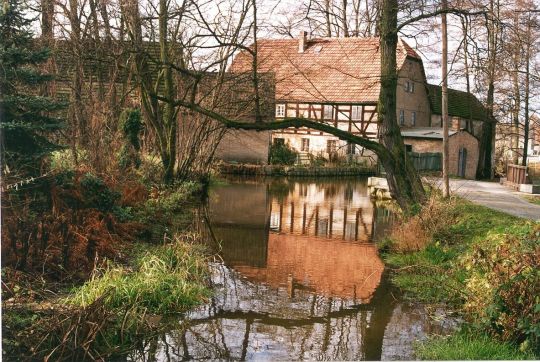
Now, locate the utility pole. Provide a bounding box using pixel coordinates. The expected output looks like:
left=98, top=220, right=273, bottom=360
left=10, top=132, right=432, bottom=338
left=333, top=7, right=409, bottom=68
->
left=441, top=0, right=450, bottom=197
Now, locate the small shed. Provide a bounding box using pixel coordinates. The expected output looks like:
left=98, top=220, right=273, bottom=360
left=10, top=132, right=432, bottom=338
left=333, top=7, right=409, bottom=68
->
left=401, top=127, right=479, bottom=179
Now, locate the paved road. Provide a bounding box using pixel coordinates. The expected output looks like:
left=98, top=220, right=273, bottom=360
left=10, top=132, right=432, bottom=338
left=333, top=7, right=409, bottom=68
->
left=427, top=178, right=540, bottom=221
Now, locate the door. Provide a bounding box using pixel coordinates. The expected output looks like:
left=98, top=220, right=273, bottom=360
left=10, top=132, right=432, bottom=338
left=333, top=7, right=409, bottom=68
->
left=458, top=147, right=467, bottom=178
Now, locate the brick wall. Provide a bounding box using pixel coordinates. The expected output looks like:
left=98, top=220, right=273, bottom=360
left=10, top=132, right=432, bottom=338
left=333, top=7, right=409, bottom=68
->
left=215, top=129, right=270, bottom=164
left=448, top=131, right=479, bottom=179
left=404, top=138, right=442, bottom=153
left=397, top=59, right=431, bottom=127
left=403, top=130, right=479, bottom=179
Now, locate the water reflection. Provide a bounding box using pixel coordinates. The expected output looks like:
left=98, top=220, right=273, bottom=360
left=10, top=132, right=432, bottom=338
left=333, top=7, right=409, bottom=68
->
left=129, top=177, right=456, bottom=361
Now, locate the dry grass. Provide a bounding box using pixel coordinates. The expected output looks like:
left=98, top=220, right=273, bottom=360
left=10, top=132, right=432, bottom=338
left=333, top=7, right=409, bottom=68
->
left=389, top=194, right=460, bottom=252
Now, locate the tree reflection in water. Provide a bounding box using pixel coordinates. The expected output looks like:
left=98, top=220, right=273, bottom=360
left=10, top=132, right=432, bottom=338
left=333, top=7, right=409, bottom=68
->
left=128, top=178, right=457, bottom=361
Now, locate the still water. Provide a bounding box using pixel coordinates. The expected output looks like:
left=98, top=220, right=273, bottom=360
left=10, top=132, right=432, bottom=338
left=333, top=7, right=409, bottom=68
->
left=132, top=177, right=456, bottom=361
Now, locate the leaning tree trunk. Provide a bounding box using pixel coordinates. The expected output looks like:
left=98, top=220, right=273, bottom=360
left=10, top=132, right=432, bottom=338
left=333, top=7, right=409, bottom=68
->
left=377, top=0, right=426, bottom=209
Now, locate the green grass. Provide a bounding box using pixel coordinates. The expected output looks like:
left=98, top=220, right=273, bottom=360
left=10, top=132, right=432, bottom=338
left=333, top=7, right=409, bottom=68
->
left=524, top=195, right=540, bottom=206
left=68, top=233, right=210, bottom=314
left=385, top=198, right=539, bottom=359
left=383, top=200, right=524, bottom=304
left=416, top=328, right=536, bottom=360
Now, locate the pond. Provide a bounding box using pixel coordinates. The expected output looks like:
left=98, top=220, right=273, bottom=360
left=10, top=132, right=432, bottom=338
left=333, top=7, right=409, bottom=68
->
left=131, top=177, right=457, bottom=361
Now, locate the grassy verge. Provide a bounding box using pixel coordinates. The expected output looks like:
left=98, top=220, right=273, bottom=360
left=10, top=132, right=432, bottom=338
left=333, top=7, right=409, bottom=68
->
left=415, top=328, right=536, bottom=360
left=384, top=201, right=523, bottom=303
left=68, top=233, right=210, bottom=313
left=381, top=195, right=540, bottom=359
left=523, top=195, right=540, bottom=206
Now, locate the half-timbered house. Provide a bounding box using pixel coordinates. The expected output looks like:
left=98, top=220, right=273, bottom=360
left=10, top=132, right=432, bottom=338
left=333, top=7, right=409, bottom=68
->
left=229, top=32, right=432, bottom=165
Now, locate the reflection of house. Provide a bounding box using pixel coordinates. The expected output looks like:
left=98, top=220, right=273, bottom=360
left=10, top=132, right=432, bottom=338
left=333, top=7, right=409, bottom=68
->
left=235, top=233, right=384, bottom=301
left=209, top=182, right=270, bottom=267
left=208, top=179, right=387, bottom=301
left=230, top=32, right=487, bottom=170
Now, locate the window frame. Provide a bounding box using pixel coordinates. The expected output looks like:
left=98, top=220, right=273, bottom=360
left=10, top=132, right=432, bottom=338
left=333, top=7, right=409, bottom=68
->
left=327, top=139, right=337, bottom=154
left=347, top=142, right=356, bottom=155
left=276, top=104, right=286, bottom=118
left=301, top=138, right=310, bottom=152
left=273, top=137, right=285, bottom=146
left=351, top=105, right=362, bottom=121
left=323, top=104, right=334, bottom=120
left=399, top=109, right=405, bottom=125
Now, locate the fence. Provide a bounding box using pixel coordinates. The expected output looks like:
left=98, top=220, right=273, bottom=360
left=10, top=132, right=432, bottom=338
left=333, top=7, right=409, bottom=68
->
left=528, top=162, right=540, bottom=184
left=507, top=164, right=528, bottom=185
left=409, top=152, right=442, bottom=171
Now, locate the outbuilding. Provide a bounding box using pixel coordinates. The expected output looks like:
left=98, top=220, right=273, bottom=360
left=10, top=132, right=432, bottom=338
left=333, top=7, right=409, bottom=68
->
left=401, top=127, right=479, bottom=179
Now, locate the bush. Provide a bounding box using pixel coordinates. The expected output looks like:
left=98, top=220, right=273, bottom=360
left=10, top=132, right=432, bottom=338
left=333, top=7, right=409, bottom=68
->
left=462, top=224, right=540, bottom=353
left=269, top=142, right=297, bottom=165
left=133, top=181, right=202, bottom=241
left=80, top=172, right=121, bottom=212
left=118, top=108, right=143, bottom=170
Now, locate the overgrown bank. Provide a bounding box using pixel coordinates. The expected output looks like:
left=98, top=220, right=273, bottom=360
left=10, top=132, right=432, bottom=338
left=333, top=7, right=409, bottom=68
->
left=2, top=167, right=211, bottom=360
left=381, top=192, right=540, bottom=359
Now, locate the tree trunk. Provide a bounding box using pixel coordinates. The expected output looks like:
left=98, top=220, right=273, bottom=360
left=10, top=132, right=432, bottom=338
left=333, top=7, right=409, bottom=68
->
left=159, top=0, right=177, bottom=182
left=441, top=0, right=449, bottom=197
left=521, top=15, right=531, bottom=167
left=476, top=0, right=498, bottom=179
left=377, top=0, right=426, bottom=209
left=511, top=10, right=521, bottom=165
left=325, top=0, right=332, bottom=37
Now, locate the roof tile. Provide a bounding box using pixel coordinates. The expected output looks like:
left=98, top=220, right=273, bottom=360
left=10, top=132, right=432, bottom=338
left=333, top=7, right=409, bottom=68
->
left=230, top=37, right=419, bottom=103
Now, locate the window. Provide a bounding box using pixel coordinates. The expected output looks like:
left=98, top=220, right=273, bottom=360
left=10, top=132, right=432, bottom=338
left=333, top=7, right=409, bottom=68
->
left=351, top=105, right=362, bottom=120
left=323, top=105, right=334, bottom=120
left=399, top=110, right=405, bottom=125
left=405, top=80, right=415, bottom=93
left=273, top=138, right=285, bottom=146
left=405, top=144, right=413, bottom=153
left=276, top=104, right=285, bottom=118
left=301, top=138, right=310, bottom=152
left=347, top=142, right=356, bottom=155
left=411, top=111, right=416, bottom=126
left=327, top=139, right=337, bottom=154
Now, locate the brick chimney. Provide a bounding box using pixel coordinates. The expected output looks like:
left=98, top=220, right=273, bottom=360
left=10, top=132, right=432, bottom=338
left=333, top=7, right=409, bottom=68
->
left=298, top=31, right=308, bottom=53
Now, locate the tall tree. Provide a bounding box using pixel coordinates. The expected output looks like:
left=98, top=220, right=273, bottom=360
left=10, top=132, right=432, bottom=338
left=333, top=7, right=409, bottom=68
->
left=441, top=0, right=450, bottom=197
left=0, top=0, right=64, bottom=177
left=476, top=0, right=499, bottom=179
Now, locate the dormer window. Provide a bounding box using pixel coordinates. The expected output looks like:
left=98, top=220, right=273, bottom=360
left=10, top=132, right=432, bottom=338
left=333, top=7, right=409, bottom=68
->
left=276, top=104, right=285, bottom=118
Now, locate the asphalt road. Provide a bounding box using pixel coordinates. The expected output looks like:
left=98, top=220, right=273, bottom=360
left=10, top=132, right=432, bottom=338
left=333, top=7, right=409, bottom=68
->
left=427, top=178, right=540, bottom=221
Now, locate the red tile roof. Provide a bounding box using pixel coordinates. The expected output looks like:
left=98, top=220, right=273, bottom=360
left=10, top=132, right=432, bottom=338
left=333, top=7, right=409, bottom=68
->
left=230, top=37, right=421, bottom=104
